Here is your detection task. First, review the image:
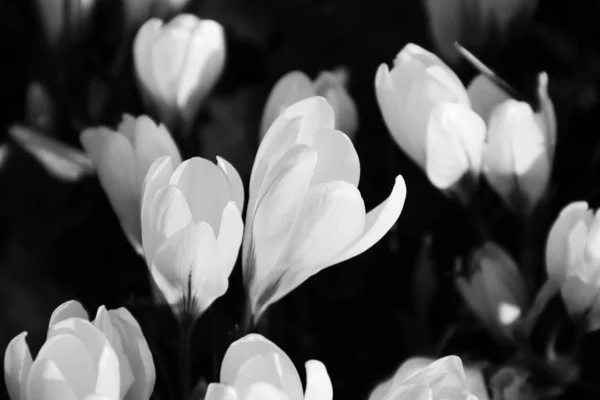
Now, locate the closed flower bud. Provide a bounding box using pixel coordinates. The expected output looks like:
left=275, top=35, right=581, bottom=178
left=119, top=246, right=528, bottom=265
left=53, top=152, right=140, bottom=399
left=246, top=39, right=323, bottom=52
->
left=81, top=114, right=181, bottom=254
left=456, top=242, right=528, bottom=341
left=36, top=0, right=95, bottom=49
left=243, top=97, right=406, bottom=320
left=260, top=69, right=358, bottom=141
left=134, top=14, right=226, bottom=130
left=546, top=201, right=600, bottom=330
left=4, top=300, right=155, bottom=400
left=205, top=334, right=332, bottom=400
left=141, top=155, right=244, bottom=318
left=376, top=44, right=482, bottom=195
left=483, top=74, right=555, bottom=214
left=368, top=356, right=485, bottom=400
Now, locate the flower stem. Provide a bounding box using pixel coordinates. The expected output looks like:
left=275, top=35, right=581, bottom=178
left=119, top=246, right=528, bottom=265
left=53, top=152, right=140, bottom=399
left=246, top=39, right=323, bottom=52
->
left=239, top=298, right=254, bottom=338
left=179, top=301, right=194, bottom=400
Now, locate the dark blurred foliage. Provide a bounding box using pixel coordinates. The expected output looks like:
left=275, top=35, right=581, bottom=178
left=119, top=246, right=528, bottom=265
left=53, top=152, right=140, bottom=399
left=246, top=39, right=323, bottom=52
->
left=1, top=0, right=600, bottom=400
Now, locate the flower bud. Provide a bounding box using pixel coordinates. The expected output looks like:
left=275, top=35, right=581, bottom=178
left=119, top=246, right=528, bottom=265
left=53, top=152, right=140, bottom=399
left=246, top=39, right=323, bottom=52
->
left=141, top=155, right=244, bottom=317
left=205, top=334, right=332, bottom=400
left=25, top=82, right=54, bottom=130
left=368, top=356, right=486, bottom=400
left=260, top=69, right=358, bottom=141
left=456, top=242, right=528, bottom=341
left=546, top=201, right=600, bottom=330
left=134, top=14, right=226, bottom=130
left=244, top=97, right=406, bottom=320
left=36, top=0, right=95, bottom=48
left=375, top=44, right=482, bottom=195
left=4, top=300, right=155, bottom=400
left=81, top=114, right=181, bottom=253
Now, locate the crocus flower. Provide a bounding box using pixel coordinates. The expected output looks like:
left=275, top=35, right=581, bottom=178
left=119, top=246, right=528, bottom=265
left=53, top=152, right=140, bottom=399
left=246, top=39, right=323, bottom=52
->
left=205, top=334, right=332, bottom=400
left=456, top=242, right=528, bottom=341
left=375, top=44, right=485, bottom=194
left=368, top=356, right=486, bottom=400
left=141, top=155, right=244, bottom=317
left=424, top=0, right=539, bottom=64
left=134, top=14, right=226, bottom=130
left=36, top=0, right=95, bottom=48
left=243, top=96, right=406, bottom=320
left=81, top=114, right=181, bottom=254
left=546, top=201, right=600, bottom=330
left=4, top=300, right=155, bottom=400
left=260, top=69, right=358, bottom=141
left=481, top=73, right=556, bottom=214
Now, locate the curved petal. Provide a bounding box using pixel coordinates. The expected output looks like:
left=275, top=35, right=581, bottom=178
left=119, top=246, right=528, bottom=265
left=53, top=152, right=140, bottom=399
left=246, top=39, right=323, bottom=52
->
left=133, top=19, right=164, bottom=102
left=258, top=181, right=365, bottom=313
left=26, top=358, right=78, bottom=400
left=561, top=275, right=598, bottom=322
left=141, top=156, right=175, bottom=260
left=169, top=157, right=231, bottom=232
left=220, top=334, right=303, bottom=400
left=205, top=383, right=238, bottom=400
left=48, top=301, right=89, bottom=330
left=4, top=332, right=33, bottom=400
left=28, top=334, right=96, bottom=400
left=248, top=146, right=317, bottom=292
left=304, top=361, right=333, bottom=400
left=217, top=156, right=245, bottom=213
left=321, top=84, right=359, bottom=140
left=545, top=202, right=591, bottom=282
left=330, top=175, right=406, bottom=266
left=309, top=128, right=360, bottom=187
left=117, top=114, right=138, bottom=143
left=245, top=383, right=289, bottom=400
left=260, top=71, right=315, bottom=138
left=217, top=202, right=244, bottom=276
left=466, top=74, right=511, bottom=124
left=402, top=356, right=467, bottom=390
left=535, top=72, right=557, bottom=159
left=48, top=319, right=121, bottom=399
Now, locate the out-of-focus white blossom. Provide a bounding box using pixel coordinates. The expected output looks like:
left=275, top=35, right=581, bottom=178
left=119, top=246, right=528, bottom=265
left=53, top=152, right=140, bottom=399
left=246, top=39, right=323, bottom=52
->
left=36, top=0, right=95, bottom=48
left=243, top=96, right=406, bottom=320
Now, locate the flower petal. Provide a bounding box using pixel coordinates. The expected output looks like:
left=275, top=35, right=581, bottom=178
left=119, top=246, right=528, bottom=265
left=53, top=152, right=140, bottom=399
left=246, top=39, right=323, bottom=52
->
left=308, top=128, right=360, bottom=187
left=401, top=356, right=467, bottom=390
left=48, top=319, right=121, bottom=399
left=330, top=175, right=406, bottom=265
left=426, top=103, right=486, bottom=189
left=169, top=158, right=231, bottom=232
left=217, top=156, right=245, bottom=213
left=466, top=74, right=511, bottom=124
left=545, top=202, right=592, bottom=282
left=304, top=361, right=333, bottom=400
left=4, top=332, right=33, bottom=400
left=217, top=202, right=244, bottom=276
left=245, top=383, right=289, bottom=400
left=134, top=19, right=164, bottom=102
left=220, top=334, right=303, bottom=400
left=205, top=383, right=238, bottom=400
left=48, top=301, right=89, bottom=330
left=26, top=358, right=78, bottom=400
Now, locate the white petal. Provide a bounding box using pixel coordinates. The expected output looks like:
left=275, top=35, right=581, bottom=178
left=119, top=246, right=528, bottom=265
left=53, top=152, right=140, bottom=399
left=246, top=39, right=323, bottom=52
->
left=4, top=332, right=33, bottom=400
left=169, top=158, right=231, bottom=232
left=26, top=358, right=78, bottom=400
left=426, top=103, right=486, bottom=189
left=466, top=74, right=510, bottom=124
left=308, top=128, right=360, bottom=187
left=304, top=361, right=333, bottom=400
left=217, top=156, right=245, bottom=213
left=245, top=383, right=289, bottom=400
left=217, top=202, right=244, bottom=276
left=48, top=301, right=89, bottom=330
left=546, top=202, right=592, bottom=282
left=205, top=383, right=238, bottom=400
left=331, top=175, right=406, bottom=265
left=133, top=19, right=164, bottom=102
left=535, top=72, right=557, bottom=159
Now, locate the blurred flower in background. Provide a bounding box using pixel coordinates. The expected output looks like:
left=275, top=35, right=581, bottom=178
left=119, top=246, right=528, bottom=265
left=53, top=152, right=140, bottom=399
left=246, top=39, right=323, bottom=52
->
left=134, top=14, right=226, bottom=133
left=546, top=201, right=600, bottom=330
left=36, top=0, right=96, bottom=49
left=456, top=242, right=529, bottom=342
left=423, top=0, right=540, bottom=64
left=375, top=43, right=485, bottom=200
left=368, top=355, right=487, bottom=400
left=81, top=114, right=181, bottom=253
left=4, top=300, right=155, bottom=400
left=141, top=155, right=244, bottom=318
left=206, top=334, right=333, bottom=400
left=260, top=69, right=358, bottom=141
left=243, top=97, right=406, bottom=321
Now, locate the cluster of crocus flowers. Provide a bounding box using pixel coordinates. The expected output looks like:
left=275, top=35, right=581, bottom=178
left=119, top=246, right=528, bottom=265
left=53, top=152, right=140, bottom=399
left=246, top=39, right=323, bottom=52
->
left=260, top=69, right=358, bottom=141
left=134, top=14, right=226, bottom=132
left=206, top=334, right=333, bottom=400
left=244, top=96, right=406, bottom=321
left=546, top=201, right=600, bottom=330
left=368, top=355, right=487, bottom=400
left=375, top=43, right=556, bottom=213
left=141, top=155, right=244, bottom=318
left=4, top=300, right=155, bottom=400
left=81, top=114, right=181, bottom=254
left=456, top=242, right=528, bottom=342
